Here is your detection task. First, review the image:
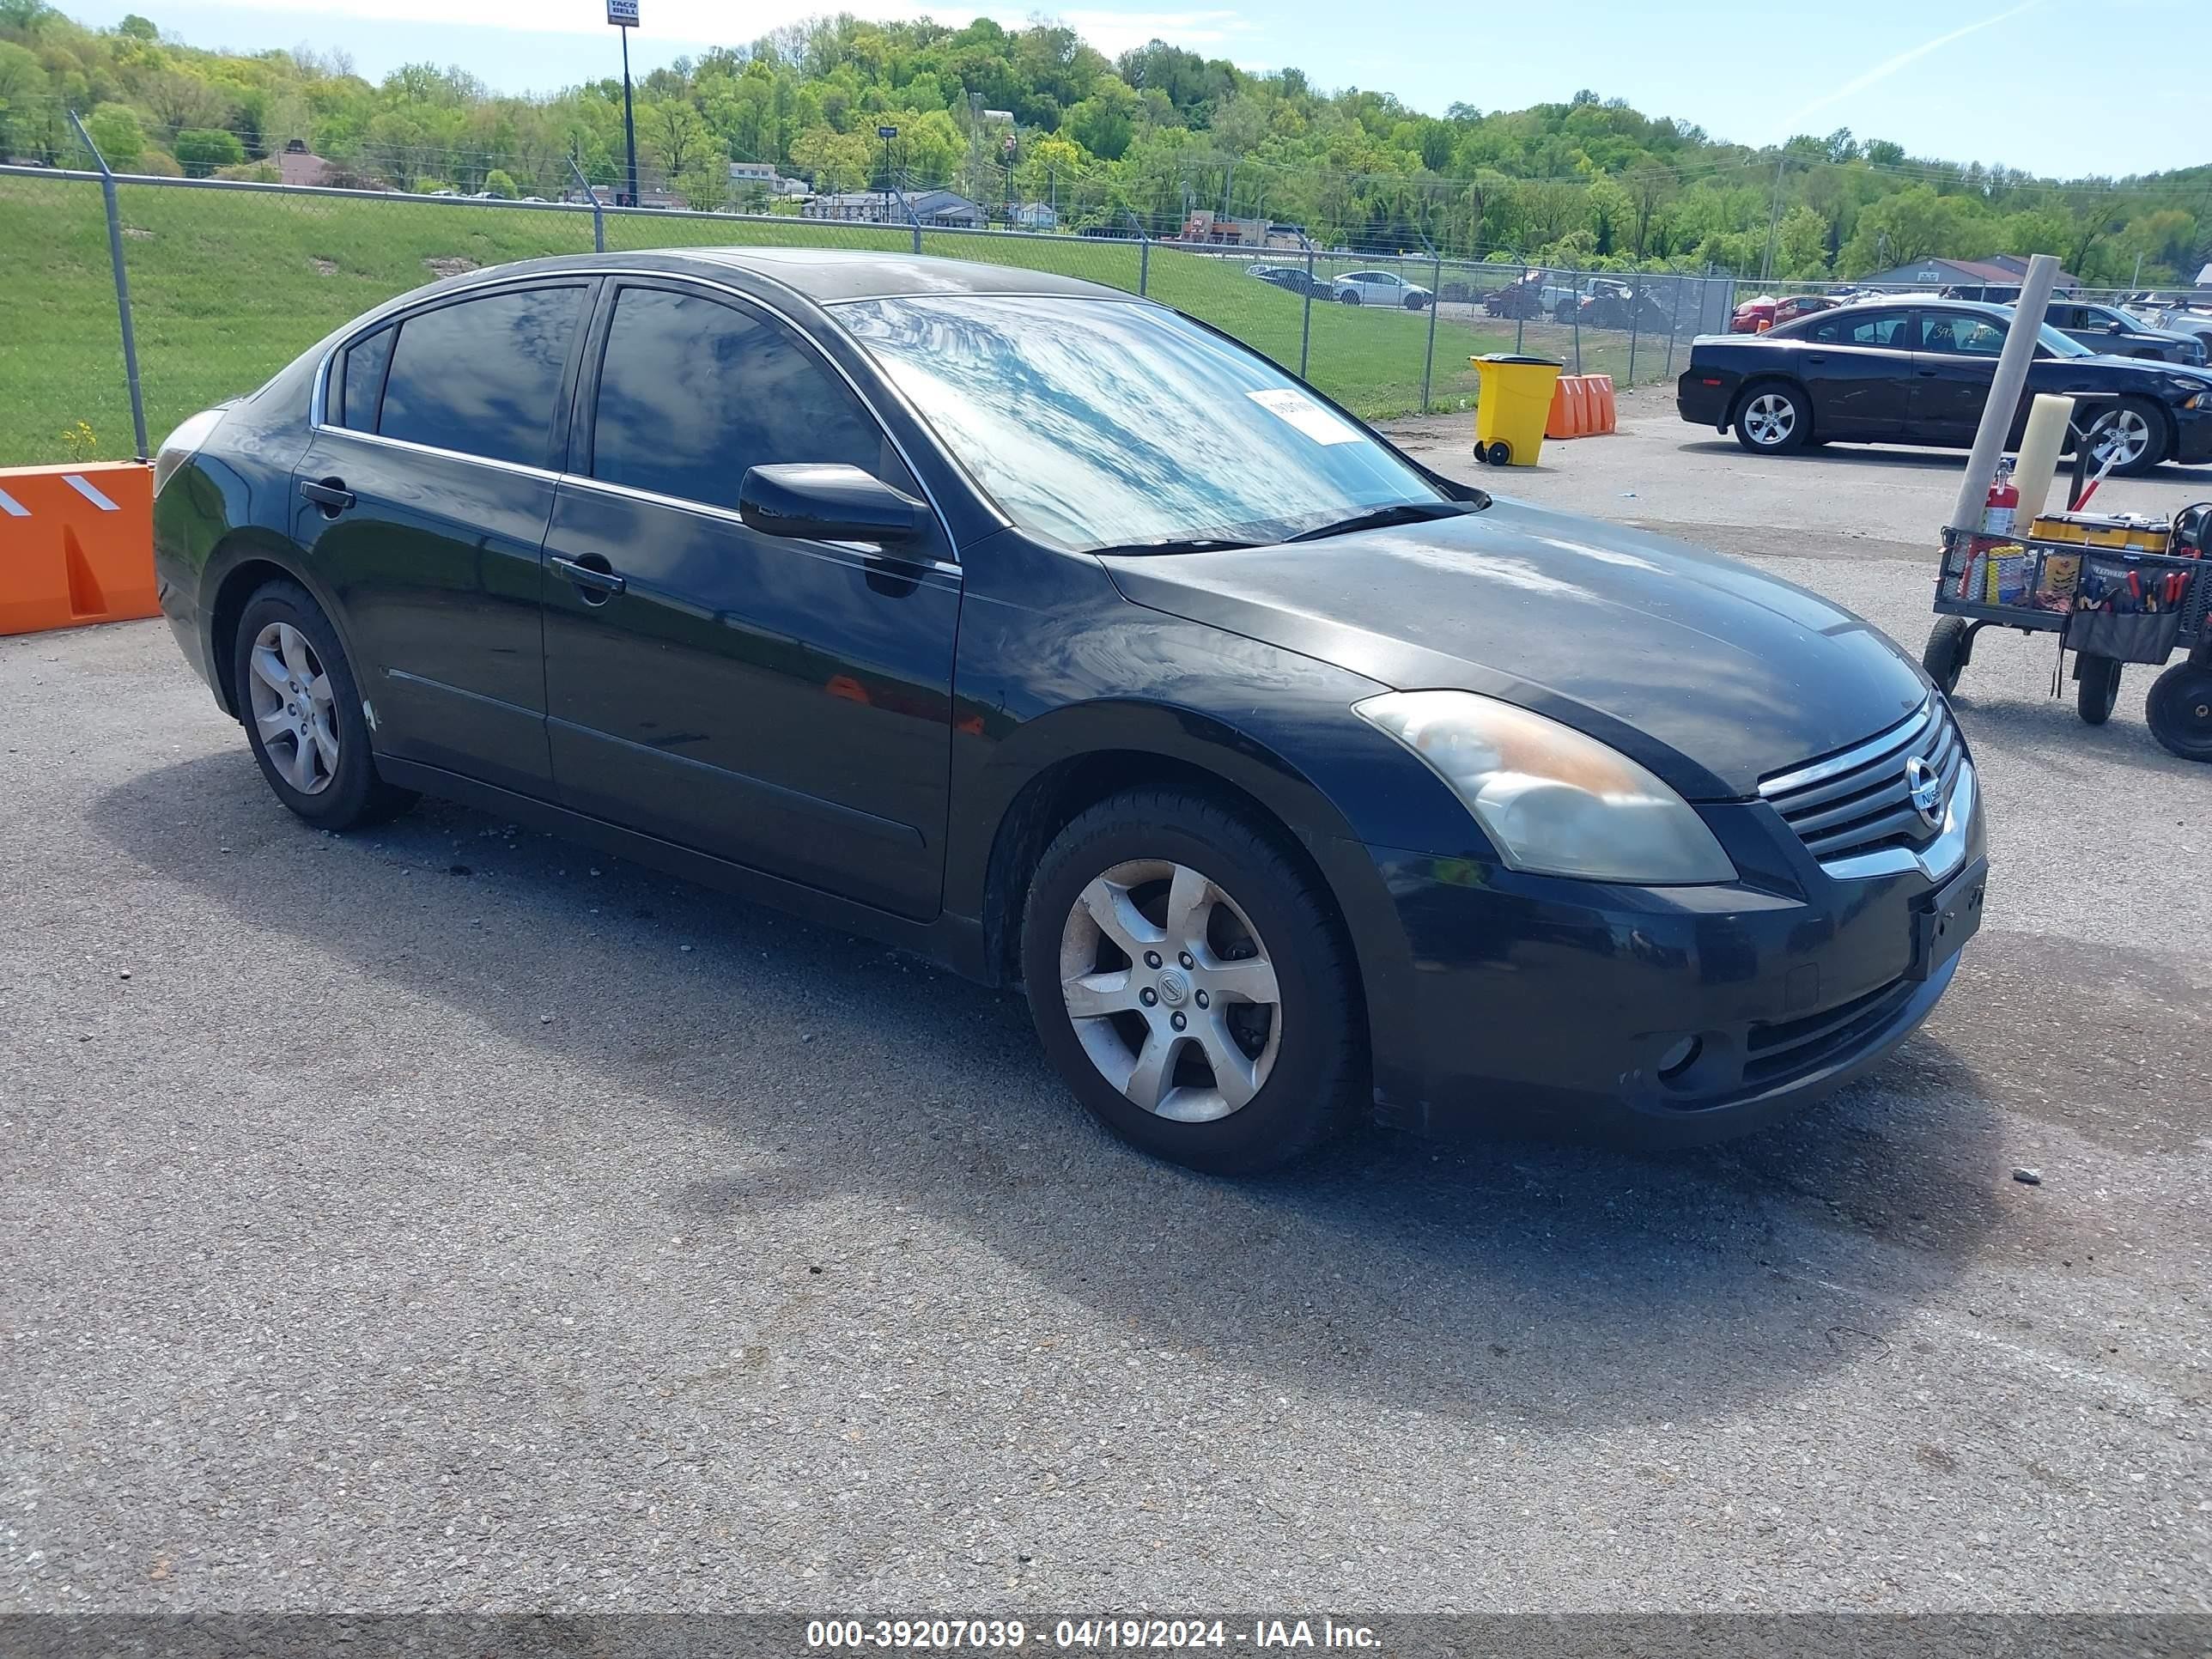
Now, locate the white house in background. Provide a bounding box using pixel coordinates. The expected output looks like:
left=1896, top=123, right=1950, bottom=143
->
left=729, top=160, right=808, bottom=198
left=1012, top=202, right=1059, bottom=231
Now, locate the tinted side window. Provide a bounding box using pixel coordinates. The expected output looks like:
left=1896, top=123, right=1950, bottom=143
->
left=1920, top=313, right=2005, bottom=356
left=379, top=286, right=585, bottom=467
left=1841, top=310, right=1913, bottom=348
left=335, top=325, right=394, bottom=433
left=590, top=285, right=909, bottom=513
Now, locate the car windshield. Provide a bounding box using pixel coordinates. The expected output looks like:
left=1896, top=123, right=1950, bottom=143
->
left=836, top=294, right=1445, bottom=552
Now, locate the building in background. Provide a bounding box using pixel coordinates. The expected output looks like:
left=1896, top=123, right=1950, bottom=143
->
left=1853, top=254, right=2081, bottom=297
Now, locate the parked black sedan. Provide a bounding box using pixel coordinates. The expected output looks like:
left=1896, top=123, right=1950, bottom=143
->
left=153, top=250, right=1985, bottom=1173
left=1679, top=298, right=2212, bottom=474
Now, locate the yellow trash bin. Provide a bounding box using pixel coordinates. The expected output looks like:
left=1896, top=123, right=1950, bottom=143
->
left=1470, top=354, right=1563, bottom=468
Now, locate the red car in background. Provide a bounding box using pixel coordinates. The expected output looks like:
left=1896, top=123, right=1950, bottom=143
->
left=1729, top=293, right=1843, bottom=333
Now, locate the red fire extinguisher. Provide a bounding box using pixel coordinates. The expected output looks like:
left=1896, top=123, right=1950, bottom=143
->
left=1981, top=459, right=2020, bottom=538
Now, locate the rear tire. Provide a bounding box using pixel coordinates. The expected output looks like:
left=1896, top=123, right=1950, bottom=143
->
left=2075, top=653, right=2123, bottom=726
left=231, top=579, right=417, bottom=830
left=2089, top=398, right=2169, bottom=477
left=1732, top=383, right=1809, bottom=454
left=1020, top=788, right=1363, bottom=1175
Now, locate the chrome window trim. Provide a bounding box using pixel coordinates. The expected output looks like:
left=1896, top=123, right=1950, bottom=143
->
left=551, top=471, right=962, bottom=580
left=1816, top=761, right=1977, bottom=884
left=1757, top=698, right=1934, bottom=799
left=309, top=265, right=972, bottom=552
left=307, top=422, right=562, bottom=483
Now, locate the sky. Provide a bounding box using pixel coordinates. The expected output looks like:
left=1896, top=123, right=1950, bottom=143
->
left=62, top=0, right=2212, bottom=179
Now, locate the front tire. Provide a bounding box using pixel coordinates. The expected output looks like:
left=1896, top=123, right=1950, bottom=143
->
left=231, top=580, right=416, bottom=830
left=1733, top=383, right=1809, bottom=454
left=2088, top=398, right=2169, bottom=477
left=1020, top=789, right=1363, bottom=1175
left=1338, top=289, right=1360, bottom=305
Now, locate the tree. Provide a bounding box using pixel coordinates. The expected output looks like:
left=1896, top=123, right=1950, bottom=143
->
left=482, top=167, right=517, bottom=198
left=117, top=12, right=158, bottom=39
left=790, top=123, right=869, bottom=192
left=673, top=157, right=727, bottom=210
left=173, top=125, right=245, bottom=177
left=85, top=101, right=143, bottom=168
left=641, top=98, right=710, bottom=189
left=0, top=42, right=49, bottom=158
left=1064, top=76, right=1139, bottom=161
left=1774, top=204, right=1830, bottom=278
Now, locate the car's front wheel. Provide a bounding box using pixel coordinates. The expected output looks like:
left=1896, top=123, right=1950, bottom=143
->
left=2087, top=398, right=2169, bottom=477
left=1021, top=789, right=1362, bottom=1174
left=1733, top=383, right=1809, bottom=454
left=231, top=579, right=416, bottom=830
left=1338, top=289, right=1360, bottom=305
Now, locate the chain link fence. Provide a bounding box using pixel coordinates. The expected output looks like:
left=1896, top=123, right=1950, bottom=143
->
left=0, top=158, right=1743, bottom=466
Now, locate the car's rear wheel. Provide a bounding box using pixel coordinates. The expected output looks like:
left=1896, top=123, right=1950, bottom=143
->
left=1020, top=789, right=1362, bottom=1174
left=1733, top=384, right=1809, bottom=454
left=2087, top=398, right=2168, bottom=477
left=231, top=579, right=416, bottom=830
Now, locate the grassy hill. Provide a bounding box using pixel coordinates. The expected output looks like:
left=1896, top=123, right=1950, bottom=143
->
left=0, top=174, right=1529, bottom=465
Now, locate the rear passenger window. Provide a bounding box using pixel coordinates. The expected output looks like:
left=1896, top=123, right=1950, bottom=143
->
left=589, top=285, right=910, bottom=512
left=335, top=326, right=394, bottom=433
left=378, top=286, right=585, bottom=467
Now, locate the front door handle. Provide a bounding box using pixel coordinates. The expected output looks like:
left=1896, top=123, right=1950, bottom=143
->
left=550, top=554, right=626, bottom=601
left=1917, top=368, right=1939, bottom=378
left=1804, top=353, right=1827, bottom=364
left=301, top=477, right=355, bottom=515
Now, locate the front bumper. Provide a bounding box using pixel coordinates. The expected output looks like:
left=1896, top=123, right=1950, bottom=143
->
left=1354, top=781, right=1988, bottom=1148
left=2170, top=402, right=2212, bottom=465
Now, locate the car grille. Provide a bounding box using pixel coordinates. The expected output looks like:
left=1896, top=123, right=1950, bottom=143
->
left=1758, top=699, right=1963, bottom=869
left=1742, top=973, right=1917, bottom=1087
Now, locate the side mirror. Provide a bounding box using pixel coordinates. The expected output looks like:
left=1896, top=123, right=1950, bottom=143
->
left=2108, top=319, right=2126, bottom=333
left=738, top=463, right=931, bottom=545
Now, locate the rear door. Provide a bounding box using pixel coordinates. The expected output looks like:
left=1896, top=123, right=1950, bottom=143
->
left=540, top=278, right=961, bottom=920
left=293, top=281, right=591, bottom=795
left=1910, top=309, right=2009, bottom=445
left=1792, top=307, right=1917, bottom=437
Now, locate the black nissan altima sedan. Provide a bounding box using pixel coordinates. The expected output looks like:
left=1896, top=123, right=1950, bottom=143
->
left=152, top=249, right=1987, bottom=1174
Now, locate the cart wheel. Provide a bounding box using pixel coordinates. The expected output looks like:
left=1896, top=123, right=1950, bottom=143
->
left=2075, top=653, right=2123, bottom=726
left=2145, top=660, right=2212, bottom=762
left=1469, top=444, right=1487, bottom=465
left=1922, top=616, right=1974, bottom=695
left=1485, top=440, right=1513, bottom=467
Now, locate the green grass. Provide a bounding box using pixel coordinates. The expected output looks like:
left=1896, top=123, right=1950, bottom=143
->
left=0, top=175, right=1521, bottom=465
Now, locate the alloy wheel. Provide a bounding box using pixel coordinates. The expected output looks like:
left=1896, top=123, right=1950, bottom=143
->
left=1742, top=392, right=1796, bottom=447
left=2090, top=407, right=2152, bottom=471
left=1057, top=858, right=1282, bottom=1123
left=246, top=621, right=339, bottom=795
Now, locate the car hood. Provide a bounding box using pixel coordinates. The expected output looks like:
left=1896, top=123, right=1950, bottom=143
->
left=1102, top=498, right=1929, bottom=800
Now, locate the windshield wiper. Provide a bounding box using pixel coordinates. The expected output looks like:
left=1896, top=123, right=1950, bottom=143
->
left=1285, top=501, right=1473, bottom=543
left=1085, top=535, right=1264, bottom=556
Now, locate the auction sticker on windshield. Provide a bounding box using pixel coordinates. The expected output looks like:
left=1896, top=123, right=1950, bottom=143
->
left=1246, top=388, right=1361, bottom=445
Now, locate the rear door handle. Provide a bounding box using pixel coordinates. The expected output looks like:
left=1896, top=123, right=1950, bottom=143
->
left=550, top=555, right=626, bottom=598
left=300, top=477, right=355, bottom=513
left=1917, top=368, right=1939, bottom=377
left=1804, top=353, right=1827, bottom=364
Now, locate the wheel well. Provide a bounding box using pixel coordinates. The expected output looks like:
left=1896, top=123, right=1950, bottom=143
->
left=979, top=750, right=1348, bottom=994
left=1729, top=374, right=1811, bottom=435
left=206, top=557, right=297, bottom=719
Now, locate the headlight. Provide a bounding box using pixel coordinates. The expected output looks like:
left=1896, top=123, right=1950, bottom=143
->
left=152, top=406, right=228, bottom=496
left=2164, top=375, right=2212, bottom=399
left=1354, top=690, right=1737, bottom=885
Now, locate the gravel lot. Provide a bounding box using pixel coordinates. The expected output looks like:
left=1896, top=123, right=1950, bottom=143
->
left=4, top=404, right=2209, bottom=1614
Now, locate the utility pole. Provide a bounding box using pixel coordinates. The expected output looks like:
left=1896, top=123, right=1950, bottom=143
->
left=1759, top=151, right=1787, bottom=283
left=878, top=125, right=898, bottom=223
left=607, top=0, right=641, bottom=207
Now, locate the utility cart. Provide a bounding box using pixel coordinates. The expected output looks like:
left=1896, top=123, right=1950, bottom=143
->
left=1922, top=501, right=2212, bottom=762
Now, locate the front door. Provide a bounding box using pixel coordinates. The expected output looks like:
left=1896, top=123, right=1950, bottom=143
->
left=541, top=279, right=961, bottom=921
left=1793, top=306, right=1917, bottom=438
left=291, top=282, right=591, bottom=794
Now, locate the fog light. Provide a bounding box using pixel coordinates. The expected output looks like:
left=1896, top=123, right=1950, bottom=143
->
left=1656, top=1035, right=1702, bottom=1080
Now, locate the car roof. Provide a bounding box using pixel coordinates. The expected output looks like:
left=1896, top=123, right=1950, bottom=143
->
left=403, top=246, right=1135, bottom=308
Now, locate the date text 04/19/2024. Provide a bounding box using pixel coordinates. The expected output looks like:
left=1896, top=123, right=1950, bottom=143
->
left=803, top=1620, right=1383, bottom=1650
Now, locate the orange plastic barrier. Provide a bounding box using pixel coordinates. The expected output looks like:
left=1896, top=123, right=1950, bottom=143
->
left=1546, top=377, right=1577, bottom=439
left=1587, top=374, right=1618, bottom=434
left=0, top=461, right=157, bottom=636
